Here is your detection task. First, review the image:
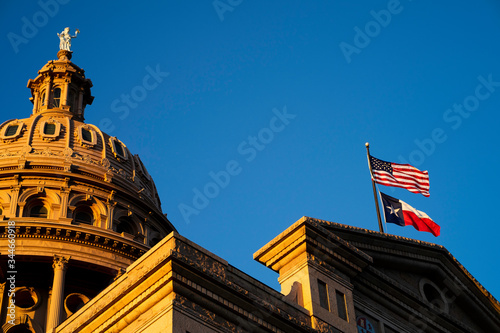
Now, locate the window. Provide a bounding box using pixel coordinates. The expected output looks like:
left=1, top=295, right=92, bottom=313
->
left=116, top=221, right=134, bottom=235
left=44, top=123, right=56, bottom=135
left=52, top=87, right=61, bottom=108
left=78, top=126, right=97, bottom=147
left=318, top=279, right=330, bottom=311
left=336, top=290, right=348, bottom=321
left=74, top=208, right=93, bottom=225
left=41, top=91, right=46, bottom=106
left=39, top=119, right=61, bottom=141
left=114, top=141, right=125, bottom=157
left=116, top=218, right=135, bottom=235
left=30, top=205, right=48, bottom=218
left=5, top=125, right=19, bottom=137
left=110, top=137, right=128, bottom=160
left=82, top=128, right=92, bottom=142
left=75, top=211, right=92, bottom=224
left=1, top=121, right=24, bottom=141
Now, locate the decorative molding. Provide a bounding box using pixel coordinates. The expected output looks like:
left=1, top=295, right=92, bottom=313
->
left=173, top=295, right=238, bottom=332
left=109, top=137, right=128, bottom=161
left=76, top=125, right=97, bottom=148
left=170, top=249, right=313, bottom=331
left=39, top=117, right=62, bottom=142
left=0, top=225, right=146, bottom=260
left=171, top=275, right=314, bottom=333
left=0, top=119, right=25, bottom=143
left=53, top=255, right=70, bottom=271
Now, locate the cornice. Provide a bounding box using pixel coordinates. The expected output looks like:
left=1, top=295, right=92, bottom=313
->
left=0, top=222, right=147, bottom=259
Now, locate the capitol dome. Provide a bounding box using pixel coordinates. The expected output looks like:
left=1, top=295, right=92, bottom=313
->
left=0, top=49, right=175, bottom=332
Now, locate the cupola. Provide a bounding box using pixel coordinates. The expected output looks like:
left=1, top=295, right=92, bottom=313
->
left=27, top=49, right=94, bottom=121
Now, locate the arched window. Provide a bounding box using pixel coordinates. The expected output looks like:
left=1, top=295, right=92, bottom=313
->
left=40, top=91, right=46, bottom=106
left=116, top=220, right=134, bottom=235
left=30, top=205, right=48, bottom=218
left=115, top=217, right=136, bottom=235
left=73, top=205, right=94, bottom=225
left=52, top=87, right=61, bottom=108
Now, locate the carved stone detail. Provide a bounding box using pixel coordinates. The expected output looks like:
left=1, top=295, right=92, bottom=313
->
left=53, top=255, right=70, bottom=271
left=174, top=241, right=226, bottom=280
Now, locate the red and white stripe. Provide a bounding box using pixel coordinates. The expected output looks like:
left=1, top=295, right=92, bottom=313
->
left=400, top=199, right=440, bottom=236
left=372, top=163, right=430, bottom=197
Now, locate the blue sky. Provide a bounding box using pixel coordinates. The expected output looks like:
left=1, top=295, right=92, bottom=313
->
left=1, top=1, right=499, bottom=301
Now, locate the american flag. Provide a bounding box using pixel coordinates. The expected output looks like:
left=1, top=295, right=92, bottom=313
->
left=369, top=156, right=430, bottom=197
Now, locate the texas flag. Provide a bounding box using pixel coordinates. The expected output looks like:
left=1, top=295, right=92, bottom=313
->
left=380, top=192, right=440, bottom=237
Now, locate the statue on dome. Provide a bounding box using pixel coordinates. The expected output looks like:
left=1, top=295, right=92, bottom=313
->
left=57, top=27, right=79, bottom=51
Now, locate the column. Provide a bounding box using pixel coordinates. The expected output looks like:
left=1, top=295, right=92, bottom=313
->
left=46, top=255, right=69, bottom=333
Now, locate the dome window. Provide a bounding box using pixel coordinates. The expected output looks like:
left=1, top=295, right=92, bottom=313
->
left=73, top=205, right=94, bottom=225
left=109, top=137, right=128, bottom=161
left=5, top=125, right=19, bottom=137
left=115, top=216, right=139, bottom=237
left=82, top=128, right=92, bottom=141
left=39, top=118, right=62, bottom=141
left=40, top=91, right=46, bottom=106
left=44, top=123, right=56, bottom=135
left=1, top=120, right=24, bottom=142
left=77, top=125, right=97, bottom=147
left=29, top=205, right=48, bottom=218
left=116, top=220, right=134, bottom=235
left=52, top=87, right=61, bottom=108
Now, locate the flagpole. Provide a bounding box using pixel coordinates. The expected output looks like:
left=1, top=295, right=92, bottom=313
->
left=365, top=142, right=384, bottom=233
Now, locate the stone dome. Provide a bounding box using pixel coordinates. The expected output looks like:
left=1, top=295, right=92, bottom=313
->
left=0, top=50, right=175, bottom=270
left=0, top=48, right=176, bottom=333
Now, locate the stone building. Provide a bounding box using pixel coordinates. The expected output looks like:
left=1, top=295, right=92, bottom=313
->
left=0, top=51, right=499, bottom=333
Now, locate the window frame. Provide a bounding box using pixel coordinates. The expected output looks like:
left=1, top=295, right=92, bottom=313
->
left=1, top=120, right=24, bottom=141
left=78, top=125, right=97, bottom=147
left=52, top=87, right=62, bottom=108
left=39, top=118, right=62, bottom=141
left=73, top=205, right=95, bottom=225
left=109, top=137, right=128, bottom=161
